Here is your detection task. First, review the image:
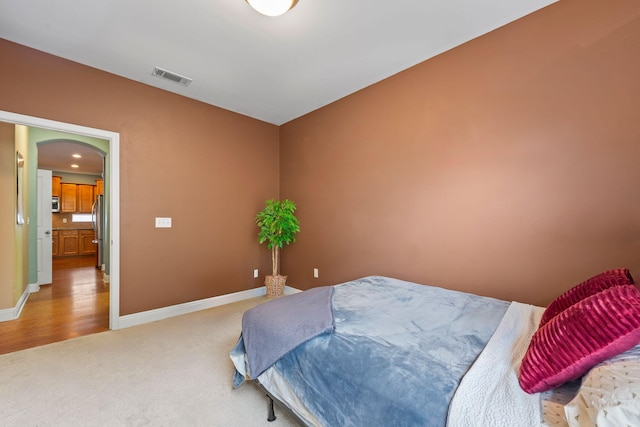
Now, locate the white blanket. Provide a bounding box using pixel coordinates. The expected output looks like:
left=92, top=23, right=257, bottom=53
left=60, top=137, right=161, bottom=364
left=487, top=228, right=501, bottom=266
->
left=447, top=301, right=544, bottom=427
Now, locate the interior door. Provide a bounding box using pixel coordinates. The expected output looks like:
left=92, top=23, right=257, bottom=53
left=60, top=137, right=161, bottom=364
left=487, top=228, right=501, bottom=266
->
left=37, top=169, right=53, bottom=285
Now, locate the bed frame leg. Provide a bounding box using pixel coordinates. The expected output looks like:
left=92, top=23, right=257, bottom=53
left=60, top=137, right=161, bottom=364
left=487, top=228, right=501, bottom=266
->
left=267, top=395, right=276, bottom=422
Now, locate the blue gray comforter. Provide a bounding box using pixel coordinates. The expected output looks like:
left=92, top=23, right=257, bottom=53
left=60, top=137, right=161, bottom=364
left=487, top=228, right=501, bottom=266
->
left=232, top=276, right=509, bottom=427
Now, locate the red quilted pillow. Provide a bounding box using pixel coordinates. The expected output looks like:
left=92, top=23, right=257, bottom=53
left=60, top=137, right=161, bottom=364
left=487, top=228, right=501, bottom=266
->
left=519, top=285, right=640, bottom=394
left=539, top=268, right=633, bottom=326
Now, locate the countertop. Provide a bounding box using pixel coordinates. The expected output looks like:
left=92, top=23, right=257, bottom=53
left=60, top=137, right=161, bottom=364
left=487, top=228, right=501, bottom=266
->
left=53, top=227, right=93, bottom=231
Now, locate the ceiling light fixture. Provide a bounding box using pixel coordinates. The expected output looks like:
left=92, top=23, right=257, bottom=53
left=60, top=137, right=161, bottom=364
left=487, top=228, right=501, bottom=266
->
left=71, top=164, right=79, bottom=168
left=245, top=0, right=298, bottom=17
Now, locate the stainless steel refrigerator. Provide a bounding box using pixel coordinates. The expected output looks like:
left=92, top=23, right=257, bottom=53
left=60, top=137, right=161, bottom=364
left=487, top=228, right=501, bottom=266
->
left=92, top=194, right=104, bottom=269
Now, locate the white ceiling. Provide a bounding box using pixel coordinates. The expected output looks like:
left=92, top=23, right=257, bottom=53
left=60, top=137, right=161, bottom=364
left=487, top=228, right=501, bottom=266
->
left=37, top=141, right=105, bottom=176
left=3, top=0, right=557, bottom=175
left=0, top=0, right=556, bottom=127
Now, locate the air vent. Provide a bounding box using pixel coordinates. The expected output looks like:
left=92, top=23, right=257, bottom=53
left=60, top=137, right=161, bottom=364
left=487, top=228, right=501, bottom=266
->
left=151, top=67, right=192, bottom=87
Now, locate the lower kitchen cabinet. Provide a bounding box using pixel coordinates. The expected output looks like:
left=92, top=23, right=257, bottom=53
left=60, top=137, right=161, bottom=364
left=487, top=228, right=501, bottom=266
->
left=52, top=230, right=59, bottom=256
left=79, top=229, right=97, bottom=255
left=59, top=230, right=79, bottom=256
left=55, top=229, right=96, bottom=257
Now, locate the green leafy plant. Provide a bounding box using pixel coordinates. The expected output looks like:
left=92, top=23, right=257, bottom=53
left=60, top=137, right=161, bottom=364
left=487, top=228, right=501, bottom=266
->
left=256, top=199, right=300, bottom=277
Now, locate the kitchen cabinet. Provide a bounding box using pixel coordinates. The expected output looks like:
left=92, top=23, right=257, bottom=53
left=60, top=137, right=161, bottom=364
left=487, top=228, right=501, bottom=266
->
left=54, top=229, right=96, bottom=257
left=52, top=176, right=61, bottom=197
left=95, top=179, right=103, bottom=196
left=60, top=183, right=77, bottom=212
left=52, top=230, right=59, bottom=256
left=77, top=184, right=94, bottom=213
left=79, top=229, right=96, bottom=255
left=57, top=181, right=99, bottom=213
left=59, top=230, right=80, bottom=256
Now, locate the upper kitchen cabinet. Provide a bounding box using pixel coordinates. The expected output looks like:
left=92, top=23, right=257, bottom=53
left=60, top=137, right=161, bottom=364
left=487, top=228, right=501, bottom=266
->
left=56, top=176, right=100, bottom=213
left=52, top=176, right=61, bottom=197
left=60, top=183, right=77, bottom=212
left=77, top=184, right=94, bottom=213
left=95, top=179, right=103, bottom=196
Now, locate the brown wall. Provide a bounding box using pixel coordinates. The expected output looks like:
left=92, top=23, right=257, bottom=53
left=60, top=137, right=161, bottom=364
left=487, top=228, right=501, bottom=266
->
left=280, top=0, right=640, bottom=305
left=0, top=39, right=279, bottom=315
left=2, top=0, right=640, bottom=312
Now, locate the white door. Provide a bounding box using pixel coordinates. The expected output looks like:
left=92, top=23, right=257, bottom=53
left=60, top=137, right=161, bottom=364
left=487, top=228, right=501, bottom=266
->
left=37, top=169, right=53, bottom=285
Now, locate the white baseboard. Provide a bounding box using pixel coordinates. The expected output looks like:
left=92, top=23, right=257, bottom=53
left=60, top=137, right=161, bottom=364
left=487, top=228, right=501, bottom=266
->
left=117, top=285, right=300, bottom=330
left=1, top=283, right=301, bottom=327
left=283, top=286, right=301, bottom=295
left=0, top=282, right=38, bottom=322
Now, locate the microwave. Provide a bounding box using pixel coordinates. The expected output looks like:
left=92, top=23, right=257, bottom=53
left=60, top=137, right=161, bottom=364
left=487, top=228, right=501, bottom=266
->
left=52, top=196, right=60, bottom=213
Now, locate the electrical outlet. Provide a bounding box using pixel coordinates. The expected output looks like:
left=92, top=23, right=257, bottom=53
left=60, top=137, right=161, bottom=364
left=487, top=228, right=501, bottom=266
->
left=313, top=268, right=319, bottom=278
left=155, top=217, right=172, bottom=228
left=253, top=269, right=259, bottom=278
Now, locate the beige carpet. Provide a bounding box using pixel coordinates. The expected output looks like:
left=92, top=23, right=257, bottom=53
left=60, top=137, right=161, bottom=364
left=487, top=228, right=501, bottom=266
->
left=0, top=297, right=300, bottom=426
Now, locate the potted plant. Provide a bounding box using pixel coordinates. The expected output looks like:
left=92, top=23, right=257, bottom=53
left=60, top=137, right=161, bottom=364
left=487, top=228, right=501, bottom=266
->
left=255, top=199, right=300, bottom=297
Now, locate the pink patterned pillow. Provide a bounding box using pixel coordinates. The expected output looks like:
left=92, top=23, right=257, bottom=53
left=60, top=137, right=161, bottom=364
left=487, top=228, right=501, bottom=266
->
left=539, top=268, right=633, bottom=326
left=519, top=285, right=640, bottom=394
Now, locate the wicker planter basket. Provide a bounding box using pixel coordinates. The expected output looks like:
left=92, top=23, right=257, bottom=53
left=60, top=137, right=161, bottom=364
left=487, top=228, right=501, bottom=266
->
left=265, top=274, right=287, bottom=297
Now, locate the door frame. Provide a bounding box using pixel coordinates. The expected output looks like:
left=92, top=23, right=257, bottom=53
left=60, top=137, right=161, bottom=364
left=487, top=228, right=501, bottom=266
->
left=1, top=110, right=121, bottom=330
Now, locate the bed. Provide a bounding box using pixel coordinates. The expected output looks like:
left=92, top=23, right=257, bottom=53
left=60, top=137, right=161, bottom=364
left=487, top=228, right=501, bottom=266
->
left=230, top=274, right=640, bottom=426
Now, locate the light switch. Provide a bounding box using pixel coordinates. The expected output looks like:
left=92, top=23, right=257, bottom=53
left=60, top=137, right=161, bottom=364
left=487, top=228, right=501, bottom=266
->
left=155, top=217, right=172, bottom=228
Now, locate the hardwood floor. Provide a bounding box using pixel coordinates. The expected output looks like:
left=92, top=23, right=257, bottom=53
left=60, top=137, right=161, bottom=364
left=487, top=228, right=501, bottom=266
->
left=0, top=256, right=109, bottom=355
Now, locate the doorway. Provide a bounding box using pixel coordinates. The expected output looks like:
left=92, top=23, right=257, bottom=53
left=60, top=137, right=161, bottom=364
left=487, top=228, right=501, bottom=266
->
left=29, top=139, right=108, bottom=351
left=0, top=110, right=121, bottom=340
left=38, top=138, right=107, bottom=275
